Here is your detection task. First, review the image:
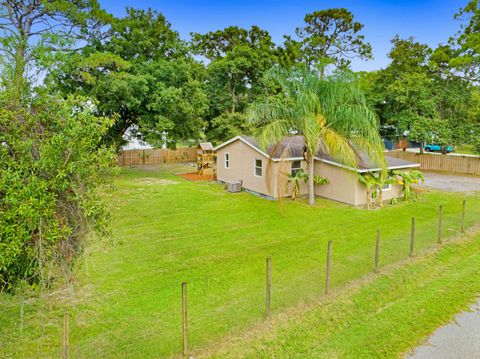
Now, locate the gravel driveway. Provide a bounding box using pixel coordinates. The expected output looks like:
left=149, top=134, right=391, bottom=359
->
left=420, top=172, right=480, bottom=192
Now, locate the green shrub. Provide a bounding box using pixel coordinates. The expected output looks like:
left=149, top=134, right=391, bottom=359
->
left=0, top=94, right=117, bottom=290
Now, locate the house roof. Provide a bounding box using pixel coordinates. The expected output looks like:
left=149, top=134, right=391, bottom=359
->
left=214, top=135, right=420, bottom=173
left=198, top=142, right=214, bottom=151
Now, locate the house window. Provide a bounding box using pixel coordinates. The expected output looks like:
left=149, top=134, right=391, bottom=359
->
left=254, top=158, right=263, bottom=177
left=381, top=183, right=392, bottom=191
left=224, top=153, right=230, bottom=168
left=291, top=160, right=302, bottom=176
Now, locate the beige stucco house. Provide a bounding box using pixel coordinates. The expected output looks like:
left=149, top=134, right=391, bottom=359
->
left=214, top=135, right=420, bottom=206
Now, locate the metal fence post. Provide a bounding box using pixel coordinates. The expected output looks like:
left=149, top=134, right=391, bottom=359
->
left=374, top=229, right=380, bottom=273
left=410, top=217, right=415, bottom=257
left=63, top=313, right=68, bottom=359
left=325, top=241, right=333, bottom=295
left=438, top=205, right=443, bottom=244
left=266, top=257, right=271, bottom=318
left=182, top=282, right=188, bottom=358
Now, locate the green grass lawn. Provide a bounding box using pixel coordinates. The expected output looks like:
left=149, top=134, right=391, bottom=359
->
left=1, top=164, right=480, bottom=358
left=211, top=231, right=480, bottom=358
left=455, top=144, right=477, bottom=155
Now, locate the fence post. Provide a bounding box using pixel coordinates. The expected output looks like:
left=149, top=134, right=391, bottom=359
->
left=20, top=293, right=24, bottom=336
left=438, top=205, right=443, bottom=244
left=142, top=150, right=146, bottom=165
left=63, top=313, right=68, bottom=359
left=374, top=229, right=380, bottom=273
left=410, top=217, right=415, bottom=258
left=325, top=241, right=333, bottom=295
left=461, top=200, right=466, bottom=233
left=182, top=282, right=188, bottom=358
left=266, top=257, right=271, bottom=319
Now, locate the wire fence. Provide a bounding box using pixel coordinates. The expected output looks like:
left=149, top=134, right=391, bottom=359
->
left=5, top=198, right=480, bottom=358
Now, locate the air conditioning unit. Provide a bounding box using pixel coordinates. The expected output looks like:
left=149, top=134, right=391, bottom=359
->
left=226, top=180, right=242, bottom=193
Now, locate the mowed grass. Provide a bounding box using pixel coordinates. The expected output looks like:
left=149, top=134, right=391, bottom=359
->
left=455, top=143, right=477, bottom=155
left=211, top=231, right=480, bottom=358
left=1, top=164, right=480, bottom=358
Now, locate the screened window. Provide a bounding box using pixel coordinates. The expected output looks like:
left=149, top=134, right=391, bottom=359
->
left=254, top=158, right=263, bottom=177
left=291, top=160, right=302, bottom=176
left=381, top=183, right=392, bottom=191
left=224, top=153, right=230, bottom=168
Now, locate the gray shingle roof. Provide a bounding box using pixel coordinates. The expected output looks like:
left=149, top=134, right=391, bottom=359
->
left=240, top=136, right=419, bottom=171
left=198, top=142, right=214, bottom=151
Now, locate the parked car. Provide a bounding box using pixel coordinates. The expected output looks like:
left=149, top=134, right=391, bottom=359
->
left=424, top=144, right=454, bottom=153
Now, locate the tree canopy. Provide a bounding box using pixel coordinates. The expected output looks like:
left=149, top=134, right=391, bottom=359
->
left=248, top=66, right=385, bottom=205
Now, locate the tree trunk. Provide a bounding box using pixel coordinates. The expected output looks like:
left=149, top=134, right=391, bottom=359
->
left=420, top=141, right=425, bottom=154
left=307, top=151, right=315, bottom=206
left=230, top=83, right=236, bottom=113
left=13, top=42, right=27, bottom=103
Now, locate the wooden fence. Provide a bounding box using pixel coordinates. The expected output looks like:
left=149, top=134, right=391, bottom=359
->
left=118, top=147, right=197, bottom=166
left=387, top=150, right=480, bottom=176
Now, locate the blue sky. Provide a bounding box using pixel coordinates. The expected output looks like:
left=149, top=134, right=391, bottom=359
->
left=99, top=0, right=467, bottom=71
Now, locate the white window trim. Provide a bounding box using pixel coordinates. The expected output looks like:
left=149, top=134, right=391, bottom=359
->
left=380, top=184, right=392, bottom=191
left=224, top=152, right=230, bottom=169
left=254, top=157, right=263, bottom=177
left=291, top=160, right=302, bottom=176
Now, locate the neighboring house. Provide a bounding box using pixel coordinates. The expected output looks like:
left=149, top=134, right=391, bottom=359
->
left=122, top=125, right=154, bottom=150
left=214, top=135, right=420, bottom=206
left=122, top=125, right=173, bottom=151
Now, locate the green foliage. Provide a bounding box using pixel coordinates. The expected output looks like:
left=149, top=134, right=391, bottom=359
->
left=0, top=0, right=111, bottom=100
left=206, top=112, right=254, bottom=145
left=392, top=170, right=425, bottom=202
left=190, top=25, right=275, bottom=61
left=285, top=168, right=329, bottom=200
left=293, top=8, right=372, bottom=72
left=357, top=171, right=398, bottom=209
left=54, top=8, right=208, bottom=149
left=473, top=135, right=480, bottom=155
left=364, top=36, right=477, bottom=147
left=192, top=26, right=278, bottom=116
left=0, top=94, right=117, bottom=290
left=249, top=66, right=385, bottom=205
left=450, top=0, right=480, bottom=82
left=106, top=7, right=187, bottom=61
left=357, top=171, right=382, bottom=209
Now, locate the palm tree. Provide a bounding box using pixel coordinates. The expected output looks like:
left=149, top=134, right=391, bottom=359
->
left=248, top=66, right=385, bottom=205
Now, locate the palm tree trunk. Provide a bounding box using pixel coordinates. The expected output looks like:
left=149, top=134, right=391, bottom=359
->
left=307, top=151, right=315, bottom=205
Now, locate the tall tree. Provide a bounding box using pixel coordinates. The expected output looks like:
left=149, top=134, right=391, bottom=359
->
left=190, top=25, right=275, bottom=61
left=105, top=7, right=187, bottom=61
left=362, top=36, right=475, bottom=152
left=0, top=0, right=110, bottom=101
left=0, top=1, right=116, bottom=289
left=0, top=93, right=117, bottom=289
left=191, top=25, right=278, bottom=142
left=249, top=66, right=384, bottom=205
left=291, top=8, right=372, bottom=74
left=450, top=0, right=480, bottom=82
left=54, top=8, right=207, bottom=148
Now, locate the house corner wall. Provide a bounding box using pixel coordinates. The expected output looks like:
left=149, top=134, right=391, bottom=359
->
left=313, top=161, right=358, bottom=205
left=215, top=140, right=277, bottom=198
